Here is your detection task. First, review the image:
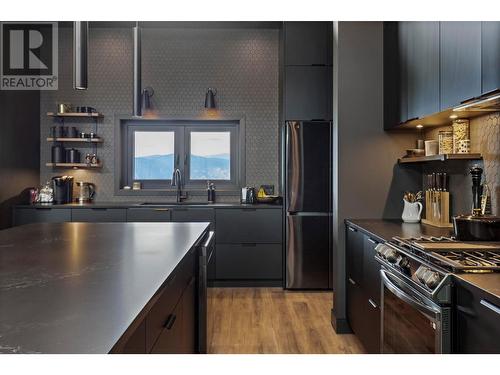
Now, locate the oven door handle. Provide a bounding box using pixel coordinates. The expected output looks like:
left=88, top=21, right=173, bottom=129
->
left=380, top=269, right=441, bottom=318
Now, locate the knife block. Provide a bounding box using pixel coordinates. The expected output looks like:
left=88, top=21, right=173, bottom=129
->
left=422, top=190, right=453, bottom=228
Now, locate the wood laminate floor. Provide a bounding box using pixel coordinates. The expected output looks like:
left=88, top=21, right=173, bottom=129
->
left=207, top=288, right=365, bottom=354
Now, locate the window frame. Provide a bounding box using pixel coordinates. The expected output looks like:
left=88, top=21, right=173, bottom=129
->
left=118, top=118, right=245, bottom=195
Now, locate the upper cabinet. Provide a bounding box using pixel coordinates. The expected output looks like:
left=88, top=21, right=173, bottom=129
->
left=482, top=22, right=500, bottom=94
left=384, top=21, right=499, bottom=129
left=440, top=22, right=482, bottom=110
left=283, top=22, right=333, bottom=121
left=284, top=22, right=332, bottom=66
left=383, top=22, right=407, bottom=129
left=407, top=22, right=440, bottom=120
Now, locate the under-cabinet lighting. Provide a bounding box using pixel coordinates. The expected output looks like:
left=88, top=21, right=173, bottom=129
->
left=453, top=93, right=500, bottom=111
left=449, top=114, right=458, bottom=119
left=416, top=124, right=423, bottom=129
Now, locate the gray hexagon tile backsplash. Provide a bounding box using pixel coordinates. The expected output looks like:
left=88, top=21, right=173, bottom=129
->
left=40, top=26, right=279, bottom=202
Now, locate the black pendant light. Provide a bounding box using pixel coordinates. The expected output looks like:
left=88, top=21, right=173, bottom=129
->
left=73, top=21, right=88, bottom=90
left=204, top=88, right=217, bottom=109
left=133, top=23, right=142, bottom=116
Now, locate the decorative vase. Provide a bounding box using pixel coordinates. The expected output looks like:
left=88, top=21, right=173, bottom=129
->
left=402, top=199, right=422, bottom=223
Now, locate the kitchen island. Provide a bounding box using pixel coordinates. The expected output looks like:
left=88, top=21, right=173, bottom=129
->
left=0, top=222, right=209, bottom=353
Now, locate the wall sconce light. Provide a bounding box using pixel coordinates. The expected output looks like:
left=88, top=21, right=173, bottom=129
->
left=204, top=88, right=217, bottom=109
left=142, top=87, right=154, bottom=111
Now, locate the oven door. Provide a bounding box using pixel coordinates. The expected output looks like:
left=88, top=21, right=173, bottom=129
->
left=380, top=269, right=450, bottom=354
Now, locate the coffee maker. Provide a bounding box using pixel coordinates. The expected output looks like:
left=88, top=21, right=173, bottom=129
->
left=52, top=176, right=74, bottom=204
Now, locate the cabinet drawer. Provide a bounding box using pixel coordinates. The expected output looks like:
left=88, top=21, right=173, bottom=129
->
left=112, top=319, right=146, bottom=354
left=215, top=208, right=282, bottom=243
left=216, top=243, right=282, bottom=280
left=13, top=207, right=71, bottom=226
left=146, top=250, right=195, bottom=351
left=127, top=208, right=171, bottom=222
left=171, top=208, right=214, bottom=230
left=363, top=236, right=381, bottom=306
left=149, top=298, right=184, bottom=354
left=71, top=208, right=126, bottom=222
left=346, top=225, right=364, bottom=286
left=455, top=279, right=500, bottom=353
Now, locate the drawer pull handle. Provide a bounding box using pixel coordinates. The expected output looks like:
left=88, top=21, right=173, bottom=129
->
left=154, top=208, right=169, bottom=212
left=348, top=277, right=356, bottom=285
left=91, top=208, right=108, bottom=211
left=368, top=298, right=377, bottom=309
left=164, top=314, right=177, bottom=330
left=348, top=227, right=357, bottom=232
left=35, top=207, right=52, bottom=210
left=480, top=299, right=500, bottom=315
left=241, top=243, right=257, bottom=247
left=367, top=238, right=377, bottom=245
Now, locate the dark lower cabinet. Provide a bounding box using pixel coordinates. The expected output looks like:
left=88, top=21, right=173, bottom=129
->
left=127, top=208, right=171, bottom=222
left=216, top=243, right=282, bottom=280
left=118, top=320, right=146, bottom=354
left=72, top=208, right=126, bottom=222
left=346, top=226, right=364, bottom=287
left=345, top=224, right=381, bottom=353
left=363, top=236, right=381, bottom=306
left=455, top=279, right=500, bottom=354
left=13, top=207, right=71, bottom=226
left=180, top=277, right=196, bottom=353
left=346, top=278, right=364, bottom=339
left=171, top=208, right=215, bottom=230
left=215, top=208, right=282, bottom=244
left=112, top=246, right=197, bottom=354
left=150, top=299, right=184, bottom=354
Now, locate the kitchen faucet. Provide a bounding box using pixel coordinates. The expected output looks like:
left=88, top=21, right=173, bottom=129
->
left=171, top=168, right=188, bottom=202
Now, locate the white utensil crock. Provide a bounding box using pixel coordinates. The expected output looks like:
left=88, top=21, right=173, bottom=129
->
left=402, top=199, right=423, bottom=223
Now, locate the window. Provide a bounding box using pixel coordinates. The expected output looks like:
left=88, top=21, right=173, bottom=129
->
left=134, top=131, right=175, bottom=180
left=120, top=119, right=245, bottom=193
left=189, top=132, right=231, bottom=180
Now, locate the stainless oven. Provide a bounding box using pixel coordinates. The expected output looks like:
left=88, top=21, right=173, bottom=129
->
left=380, top=268, right=451, bottom=354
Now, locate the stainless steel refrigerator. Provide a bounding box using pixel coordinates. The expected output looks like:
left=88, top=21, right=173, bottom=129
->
left=284, top=120, right=332, bottom=289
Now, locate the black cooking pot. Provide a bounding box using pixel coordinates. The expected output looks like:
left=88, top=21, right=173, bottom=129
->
left=452, top=215, right=500, bottom=241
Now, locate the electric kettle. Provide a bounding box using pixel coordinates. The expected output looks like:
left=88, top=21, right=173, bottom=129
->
left=76, top=182, right=95, bottom=203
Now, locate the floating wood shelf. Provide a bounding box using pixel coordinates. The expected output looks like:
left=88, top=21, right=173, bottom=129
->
left=47, top=112, right=103, bottom=118
left=46, top=137, right=103, bottom=143
left=46, top=162, right=102, bottom=169
left=398, top=153, right=483, bottom=164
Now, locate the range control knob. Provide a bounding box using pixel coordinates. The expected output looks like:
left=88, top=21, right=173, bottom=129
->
left=424, top=271, right=441, bottom=289
left=398, top=256, right=410, bottom=269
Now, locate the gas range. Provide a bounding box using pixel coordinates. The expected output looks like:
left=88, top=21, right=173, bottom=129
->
left=375, top=236, right=500, bottom=305
left=391, top=236, right=500, bottom=273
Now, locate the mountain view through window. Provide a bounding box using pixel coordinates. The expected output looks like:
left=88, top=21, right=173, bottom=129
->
left=133, top=130, right=231, bottom=181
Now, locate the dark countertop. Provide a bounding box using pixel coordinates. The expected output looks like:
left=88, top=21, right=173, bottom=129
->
left=345, top=219, right=499, bottom=300
left=0, top=222, right=209, bottom=353
left=345, top=218, right=454, bottom=243
left=15, top=202, right=282, bottom=209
